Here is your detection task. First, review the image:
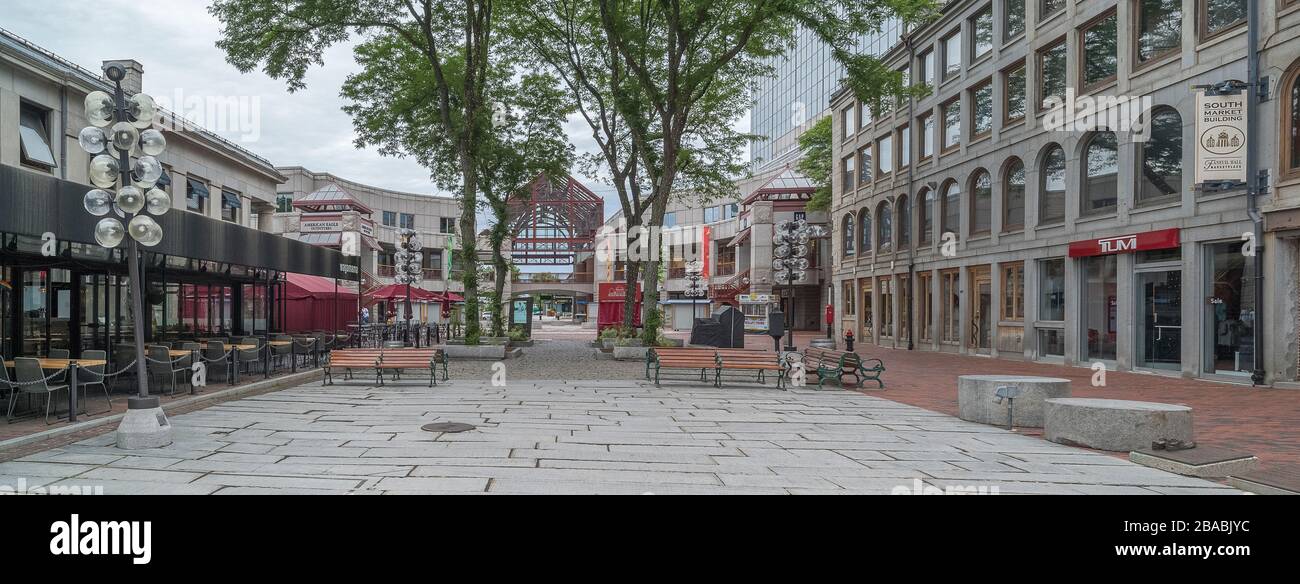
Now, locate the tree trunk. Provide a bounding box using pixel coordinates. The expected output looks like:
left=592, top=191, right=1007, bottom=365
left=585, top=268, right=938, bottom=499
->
left=622, top=261, right=639, bottom=329
left=459, top=149, right=482, bottom=344
left=491, top=218, right=509, bottom=338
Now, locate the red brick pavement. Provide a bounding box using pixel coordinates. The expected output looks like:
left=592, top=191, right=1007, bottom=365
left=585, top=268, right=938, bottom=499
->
left=828, top=344, right=1300, bottom=475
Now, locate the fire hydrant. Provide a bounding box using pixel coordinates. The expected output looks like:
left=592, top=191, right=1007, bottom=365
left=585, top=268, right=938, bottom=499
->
left=844, top=330, right=855, bottom=351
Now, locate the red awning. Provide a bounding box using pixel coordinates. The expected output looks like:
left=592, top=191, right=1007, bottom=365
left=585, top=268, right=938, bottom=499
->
left=367, top=283, right=439, bottom=302
left=436, top=291, right=465, bottom=302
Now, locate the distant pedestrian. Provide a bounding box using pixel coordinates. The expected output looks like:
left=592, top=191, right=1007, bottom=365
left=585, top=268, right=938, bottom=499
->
left=361, top=307, right=370, bottom=324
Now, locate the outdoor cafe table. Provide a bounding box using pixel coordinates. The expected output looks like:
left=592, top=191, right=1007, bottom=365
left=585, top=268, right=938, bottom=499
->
left=3, top=359, right=108, bottom=424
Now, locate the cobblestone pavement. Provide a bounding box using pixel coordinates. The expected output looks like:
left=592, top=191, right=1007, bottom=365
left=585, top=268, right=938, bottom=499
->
left=0, top=379, right=1240, bottom=494
left=446, top=338, right=648, bottom=381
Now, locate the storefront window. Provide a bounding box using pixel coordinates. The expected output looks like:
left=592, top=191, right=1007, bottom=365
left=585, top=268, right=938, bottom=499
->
left=879, top=276, right=894, bottom=339
left=918, top=272, right=933, bottom=342
left=941, top=270, right=960, bottom=343
left=860, top=279, right=873, bottom=340
left=1083, top=255, right=1118, bottom=361
left=1207, top=241, right=1255, bottom=375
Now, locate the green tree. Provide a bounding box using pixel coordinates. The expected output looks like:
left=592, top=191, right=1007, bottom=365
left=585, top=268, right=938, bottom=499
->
left=798, top=116, right=833, bottom=212
left=208, top=0, right=503, bottom=343
left=591, top=0, right=937, bottom=344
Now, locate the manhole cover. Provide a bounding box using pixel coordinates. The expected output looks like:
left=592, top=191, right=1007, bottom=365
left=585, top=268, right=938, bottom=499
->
left=421, top=422, right=476, bottom=433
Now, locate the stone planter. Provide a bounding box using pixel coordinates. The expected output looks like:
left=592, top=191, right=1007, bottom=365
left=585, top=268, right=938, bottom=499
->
left=957, top=375, right=1071, bottom=428
left=510, top=339, right=534, bottom=347
left=1044, top=398, right=1193, bottom=452
left=481, top=336, right=509, bottom=345
left=612, top=345, right=650, bottom=361
left=443, top=343, right=508, bottom=360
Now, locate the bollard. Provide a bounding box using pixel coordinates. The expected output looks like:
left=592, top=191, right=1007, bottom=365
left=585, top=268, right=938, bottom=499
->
left=68, top=362, right=79, bottom=423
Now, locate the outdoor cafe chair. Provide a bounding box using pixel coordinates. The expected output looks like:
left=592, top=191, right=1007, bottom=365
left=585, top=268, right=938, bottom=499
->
left=48, top=348, right=70, bottom=384
left=0, top=363, right=16, bottom=420
left=77, top=350, right=112, bottom=415
left=9, top=357, right=69, bottom=425
left=203, top=341, right=230, bottom=385
left=238, top=337, right=262, bottom=375
left=147, top=345, right=188, bottom=396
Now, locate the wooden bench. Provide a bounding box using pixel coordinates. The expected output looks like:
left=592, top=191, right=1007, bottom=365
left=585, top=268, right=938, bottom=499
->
left=324, top=349, right=383, bottom=385
left=647, top=347, right=720, bottom=386
left=715, top=349, right=786, bottom=389
left=803, top=347, right=883, bottom=389
left=376, top=348, right=448, bottom=387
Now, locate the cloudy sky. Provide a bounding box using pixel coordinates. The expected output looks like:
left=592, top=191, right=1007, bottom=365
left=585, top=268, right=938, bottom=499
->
left=3, top=0, right=750, bottom=220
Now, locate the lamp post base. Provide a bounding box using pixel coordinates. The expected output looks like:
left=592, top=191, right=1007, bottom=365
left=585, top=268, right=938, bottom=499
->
left=116, top=405, right=173, bottom=450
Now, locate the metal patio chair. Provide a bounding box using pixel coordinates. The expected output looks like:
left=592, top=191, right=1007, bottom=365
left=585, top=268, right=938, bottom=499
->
left=9, top=357, right=68, bottom=425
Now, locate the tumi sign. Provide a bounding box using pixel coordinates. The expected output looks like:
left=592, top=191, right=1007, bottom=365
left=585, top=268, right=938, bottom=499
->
left=1068, top=228, right=1179, bottom=257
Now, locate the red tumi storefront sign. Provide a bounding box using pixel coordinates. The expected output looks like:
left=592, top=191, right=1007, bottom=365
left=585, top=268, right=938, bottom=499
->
left=1068, top=228, right=1180, bottom=258
left=599, top=282, right=642, bottom=302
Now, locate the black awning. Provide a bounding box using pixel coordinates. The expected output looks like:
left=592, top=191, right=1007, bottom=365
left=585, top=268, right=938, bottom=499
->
left=222, top=190, right=242, bottom=209
left=187, top=178, right=209, bottom=198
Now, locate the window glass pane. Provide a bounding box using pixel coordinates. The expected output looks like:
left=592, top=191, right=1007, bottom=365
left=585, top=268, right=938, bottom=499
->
left=943, top=31, right=961, bottom=78
left=920, top=189, right=934, bottom=243
left=842, top=215, right=855, bottom=256
left=1005, top=0, right=1025, bottom=40
left=1040, top=145, right=1066, bottom=223
left=18, top=108, right=57, bottom=168
left=1139, top=109, right=1183, bottom=202
left=842, top=156, right=855, bottom=192
left=973, top=7, right=993, bottom=59
left=921, top=114, right=934, bottom=157
left=972, top=82, right=993, bottom=136
left=899, top=126, right=910, bottom=167
left=1292, top=77, right=1300, bottom=170
left=898, top=196, right=911, bottom=246
left=1004, top=158, right=1025, bottom=228
left=972, top=171, right=991, bottom=233
left=1006, top=64, right=1026, bottom=120
left=1137, top=0, right=1181, bottom=62
left=943, top=99, right=961, bottom=149
left=942, top=182, right=960, bottom=235
left=878, top=135, right=893, bottom=174
left=878, top=203, right=893, bottom=252
left=1084, top=132, right=1119, bottom=213
left=1206, top=0, right=1247, bottom=35
left=1040, top=42, right=1067, bottom=109
left=859, top=145, right=873, bottom=183
left=1208, top=241, right=1255, bottom=374
left=860, top=212, right=873, bottom=252
left=1082, top=13, right=1118, bottom=87
left=1083, top=255, right=1118, bottom=361
left=1038, top=258, right=1065, bottom=320
left=1041, top=0, right=1065, bottom=18
left=922, top=50, right=935, bottom=86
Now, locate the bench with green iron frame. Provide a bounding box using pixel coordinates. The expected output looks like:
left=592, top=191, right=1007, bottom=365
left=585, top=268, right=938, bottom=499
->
left=803, top=346, right=883, bottom=388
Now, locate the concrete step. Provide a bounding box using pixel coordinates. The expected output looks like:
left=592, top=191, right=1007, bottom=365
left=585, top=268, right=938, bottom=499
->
left=1130, top=446, right=1258, bottom=478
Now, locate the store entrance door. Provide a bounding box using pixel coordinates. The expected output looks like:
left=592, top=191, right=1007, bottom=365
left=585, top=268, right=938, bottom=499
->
left=970, top=269, right=992, bottom=354
left=1136, top=269, right=1181, bottom=370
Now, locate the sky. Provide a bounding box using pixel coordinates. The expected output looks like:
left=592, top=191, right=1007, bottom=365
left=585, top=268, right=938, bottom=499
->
left=1, top=0, right=750, bottom=221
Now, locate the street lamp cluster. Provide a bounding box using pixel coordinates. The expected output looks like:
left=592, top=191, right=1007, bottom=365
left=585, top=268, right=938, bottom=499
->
left=78, top=63, right=172, bottom=448
left=770, top=218, right=826, bottom=351
left=683, top=260, right=707, bottom=320
left=394, top=228, right=423, bottom=345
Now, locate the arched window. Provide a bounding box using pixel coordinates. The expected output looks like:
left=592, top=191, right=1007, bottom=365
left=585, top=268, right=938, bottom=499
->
left=941, top=180, right=960, bottom=237
left=859, top=207, right=873, bottom=253
left=1082, top=132, right=1119, bottom=214
left=877, top=201, right=893, bottom=253
left=1003, top=157, right=1025, bottom=231
left=919, top=187, right=934, bottom=244
left=1138, top=108, right=1183, bottom=204
left=897, top=195, right=911, bottom=247
left=842, top=214, right=855, bottom=257
left=1039, top=144, right=1066, bottom=224
left=969, top=169, right=992, bottom=235
left=1285, top=62, right=1300, bottom=179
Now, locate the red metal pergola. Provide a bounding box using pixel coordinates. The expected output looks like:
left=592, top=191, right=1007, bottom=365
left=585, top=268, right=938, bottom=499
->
left=507, top=174, right=604, bottom=266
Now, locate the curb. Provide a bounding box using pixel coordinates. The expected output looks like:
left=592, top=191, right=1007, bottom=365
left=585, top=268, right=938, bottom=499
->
left=0, top=369, right=324, bottom=452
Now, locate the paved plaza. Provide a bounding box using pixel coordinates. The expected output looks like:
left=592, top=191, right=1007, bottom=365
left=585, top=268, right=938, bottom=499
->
left=0, top=375, right=1241, bottom=494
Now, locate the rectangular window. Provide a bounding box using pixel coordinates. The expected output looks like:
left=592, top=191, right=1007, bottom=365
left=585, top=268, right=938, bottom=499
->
left=1037, top=38, right=1067, bottom=111
left=941, top=30, right=962, bottom=80
left=1002, top=262, right=1025, bottom=321
left=941, top=270, right=961, bottom=343
left=664, top=212, right=678, bottom=228
left=382, top=211, right=397, bottom=227
left=1083, top=255, right=1118, bottom=361
left=919, top=112, right=935, bottom=160
left=971, top=4, right=993, bottom=61
left=877, top=135, right=893, bottom=177
left=439, top=217, right=456, bottom=234
left=858, top=144, right=873, bottom=184
left=970, top=79, right=993, bottom=139
left=843, top=281, right=855, bottom=316
left=920, top=48, right=936, bottom=87
left=18, top=103, right=57, bottom=169
left=716, top=244, right=736, bottom=276
left=941, top=97, right=961, bottom=152
left=1136, top=0, right=1182, bottom=65
left=1040, top=0, right=1065, bottom=20
left=186, top=177, right=209, bottom=214
left=276, top=193, right=293, bottom=213
left=399, top=213, right=415, bottom=229
left=722, top=203, right=738, bottom=219
left=1079, top=10, right=1118, bottom=91
left=221, top=190, right=241, bottom=223
left=859, top=100, right=873, bottom=130
left=842, top=155, right=856, bottom=193
left=1004, top=0, right=1026, bottom=41
left=1038, top=258, right=1065, bottom=321
left=879, top=276, right=894, bottom=338
left=897, top=124, right=910, bottom=168
left=842, top=105, right=855, bottom=140
left=919, top=272, right=933, bottom=341
left=704, top=206, right=721, bottom=223
left=1199, top=0, right=1246, bottom=41
left=1003, top=60, right=1027, bottom=124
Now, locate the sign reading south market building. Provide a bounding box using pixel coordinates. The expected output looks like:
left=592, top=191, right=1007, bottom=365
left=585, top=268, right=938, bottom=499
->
left=1194, top=90, right=1247, bottom=185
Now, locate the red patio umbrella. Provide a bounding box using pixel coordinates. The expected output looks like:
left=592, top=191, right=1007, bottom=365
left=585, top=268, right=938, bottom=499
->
left=366, top=283, right=438, bottom=302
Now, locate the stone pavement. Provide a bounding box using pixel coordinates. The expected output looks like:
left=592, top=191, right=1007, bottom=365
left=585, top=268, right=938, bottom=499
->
left=0, top=379, right=1240, bottom=494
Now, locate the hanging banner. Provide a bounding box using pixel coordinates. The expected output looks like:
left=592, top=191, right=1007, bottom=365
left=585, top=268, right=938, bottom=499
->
left=1194, top=90, right=1247, bottom=185
left=701, top=226, right=711, bottom=277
